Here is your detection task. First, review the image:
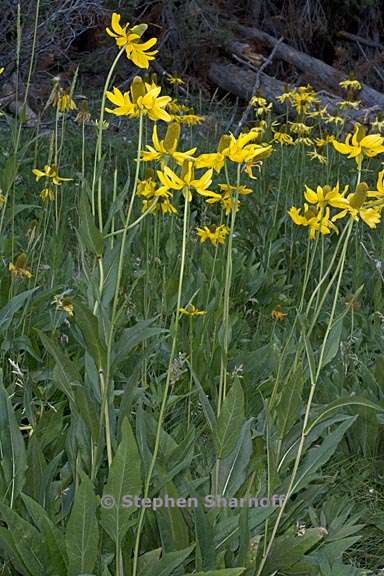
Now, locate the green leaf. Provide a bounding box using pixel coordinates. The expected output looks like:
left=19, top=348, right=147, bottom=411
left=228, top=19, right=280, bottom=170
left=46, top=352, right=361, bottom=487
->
left=276, top=363, right=304, bottom=438
left=113, top=319, right=168, bottom=370
left=37, top=329, right=80, bottom=403
left=65, top=475, right=99, bottom=575
left=263, top=527, right=325, bottom=573
left=321, top=317, right=343, bottom=368
left=293, top=416, right=357, bottom=493
left=0, top=382, right=26, bottom=503
left=0, top=287, right=39, bottom=332
left=214, top=377, right=245, bottom=459
left=142, top=545, right=195, bottom=576
left=192, top=570, right=246, bottom=576
left=73, top=299, right=107, bottom=370
left=21, top=494, right=68, bottom=575
left=0, top=503, right=46, bottom=576
left=306, top=396, right=383, bottom=435
left=100, top=418, right=142, bottom=543
left=78, top=189, right=104, bottom=256
left=219, top=418, right=253, bottom=496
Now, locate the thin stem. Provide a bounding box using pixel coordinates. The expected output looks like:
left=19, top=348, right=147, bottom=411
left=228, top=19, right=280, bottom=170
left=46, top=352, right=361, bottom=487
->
left=132, top=192, right=190, bottom=576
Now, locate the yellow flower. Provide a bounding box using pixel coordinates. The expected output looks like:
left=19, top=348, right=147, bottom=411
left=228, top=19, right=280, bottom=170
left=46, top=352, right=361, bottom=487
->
left=273, top=131, right=293, bottom=145
left=222, top=132, right=272, bottom=164
left=332, top=182, right=381, bottom=228
left=289, top=204, right=337, bottom=239
left=332, top=123, right=384, bottom=166
left=250, top=96, right=272, bottom=116
left=52, top=295, right=74, bottom=317
left=324, top=113, right=345, bottom=126
left=288, top=122, right=312, bottom=135
left=9, top=254, right=32, bottom=279
left=167, top=74, right=184, bottom=86
left=32, top=165, right=72, bottom=186
left=55, top=91, right=77, bottom=113
left=106, top=13, right=157, bottom=69
left=168, top=100, right=192, bottom=113
left=0, top=67, right=5, bottom=75
left=196, top=224, right=230, bottom=246
left=271, top=306, right=287, bottom=321
left=171, top=114, right=204, bottom=125
left=306, top=150, right=328, bottom=164
left=292, top=85, right=319, bottom=114
left=157, top=162, right=213, bottom=201
left=178, top=304, right=207, bottom=317
left=141, top=123, right=196, bottom=165
left=106, top=78, right=171, bottom=122
left=304, top=183, right=348, bottom=210
left=0, top=193, right=5, bottom=207
left=337, top=100, right=360, bottom=110
left=294, top=137, right=314, bottom=146
left=367, top=170, right=384, bottom=198
left=195, top=135, right=232, bottom=174
left=137, top=176, right=177, bottom=214
left=314, top=135, right=333, bottom=148
left=339, top=79, right=361, bottom=91
left=40, top=187, right=55, bottom=202
left=218, top=184, right=252, bottom=196
left=371, top=117, right=384, bottom=133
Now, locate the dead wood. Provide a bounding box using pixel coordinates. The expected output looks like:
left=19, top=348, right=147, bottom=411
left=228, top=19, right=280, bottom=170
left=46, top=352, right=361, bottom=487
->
left=208, top=58, right=379, bottom=127
left=230, top=23, right=384, bottom=109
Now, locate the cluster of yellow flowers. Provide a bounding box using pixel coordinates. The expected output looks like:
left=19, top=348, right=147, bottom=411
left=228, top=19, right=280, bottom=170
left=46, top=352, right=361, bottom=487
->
left=32, top=165, right=72, bottom=202
left=289, top=177, right=383, bottom=238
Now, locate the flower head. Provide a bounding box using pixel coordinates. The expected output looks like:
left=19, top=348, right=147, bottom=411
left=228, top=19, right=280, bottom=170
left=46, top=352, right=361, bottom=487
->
left=106, top=13, right=157, bottom=69
left=106, top=77, right=171, bottom=122
left=141, top=123, right=196, bottom=165
left=9, top=254, right=32, bottom=279
left=178, top=304, right=207, bottom=317
left=196, top=224, right=230, bottom=246
left=332, top=123, right=384, bottom=166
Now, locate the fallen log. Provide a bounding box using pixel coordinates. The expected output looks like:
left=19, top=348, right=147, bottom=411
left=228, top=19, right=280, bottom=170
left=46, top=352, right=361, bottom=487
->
left=208, top=58, right=379, bottom=127
left=337, top=31, right=383, bottom=50
left=230, top=23, right=384, bottom=109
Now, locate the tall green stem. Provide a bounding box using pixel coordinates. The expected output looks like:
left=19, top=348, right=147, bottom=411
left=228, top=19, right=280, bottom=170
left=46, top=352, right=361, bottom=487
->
left=132, top=192, right=190, bottom=576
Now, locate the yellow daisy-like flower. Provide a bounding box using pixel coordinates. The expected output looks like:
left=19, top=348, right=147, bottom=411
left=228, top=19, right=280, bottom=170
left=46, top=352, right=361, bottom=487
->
left=55, top=91, right=77, bottom=113
left=339, top=79, right=362, bottom=91
left=9, top=254, right=32, bottom=279
left=178, top=304, right=207, bottom=317
left=332, top=182, right=381, bottom=228
left=271, top=306, right=287, bottom=321
left=167, top=74, right=185, bottom=86
left=273, top=131, right=293, bottom=145
left=306, top=150, right=328, bottom=164
left=32, top=165, right=72, bottom=186
left=106, top=79, right=171, bottom=122
left=222, top=132, right=272, bottom=164
left=40, top=187, right=55, bottom=202
left=196, top=224, right=230, bottom=246
left=157, top=161, right=213, bottom=201
left=332, top=123, right=384, bottom=166
left=171, top=114, right=205, bottom=125
left=337, top=100, right=360, bottom=110
left=141, top=123, right=196, bottom=165
left=250, top=96, right=272, bottom=116
left=52, top=295, right=74, bottom=317
left=304, top=183, right=348, bottom=210
left=289, top=204, right=337, bottom=239
left=106, top=13, right=157, bottom=69
left=288, top=122, right=312, bottom=135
